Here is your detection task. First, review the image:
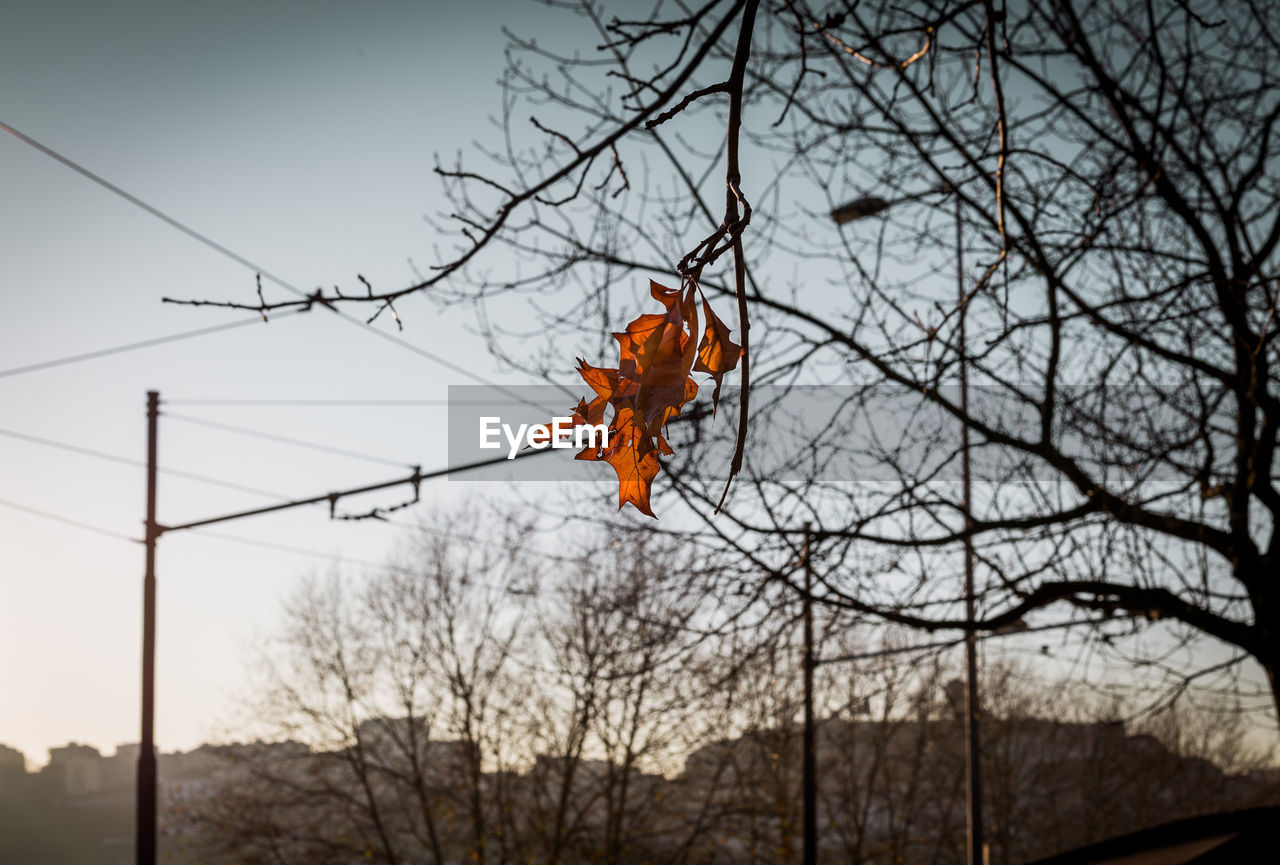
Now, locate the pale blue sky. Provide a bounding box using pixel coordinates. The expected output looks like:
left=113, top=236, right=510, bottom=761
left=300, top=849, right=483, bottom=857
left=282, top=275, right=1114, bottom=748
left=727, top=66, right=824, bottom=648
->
left=4, top=0, right=1271, bottom=771
left=0, top=0, right=564, bottom=767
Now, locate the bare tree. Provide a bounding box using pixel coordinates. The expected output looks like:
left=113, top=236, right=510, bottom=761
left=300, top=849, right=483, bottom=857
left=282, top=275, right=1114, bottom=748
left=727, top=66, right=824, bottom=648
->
left=173, top=522, right=1280, bottom=865
left=171, top=0, right=1280, bottom=720
left=183, top=516, right=534, bottom=864
left=683, top=640, right=1279, bottom=865
left=179, top=515, right=742, bottom=865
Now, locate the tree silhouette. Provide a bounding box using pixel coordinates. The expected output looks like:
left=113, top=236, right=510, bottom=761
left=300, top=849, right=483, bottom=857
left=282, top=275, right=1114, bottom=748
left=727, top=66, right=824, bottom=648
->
left=173, top=0, right=1280, bottom=719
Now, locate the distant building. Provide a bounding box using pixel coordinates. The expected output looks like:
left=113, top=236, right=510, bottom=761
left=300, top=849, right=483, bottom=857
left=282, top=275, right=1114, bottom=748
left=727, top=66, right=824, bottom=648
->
left=355, top=716, right=473, bottom=778
left=0, top=743, right=25, bottom=791
left=0, top=743, right=24, bottom=773
left=101, top=743, right=140, bottom=792
left=45, top=742, right=104, bottom=795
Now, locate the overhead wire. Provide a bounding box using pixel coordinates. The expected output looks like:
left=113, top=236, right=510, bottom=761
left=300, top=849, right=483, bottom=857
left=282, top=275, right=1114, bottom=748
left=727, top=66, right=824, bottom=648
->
left=178, top=528, right=594, bottom=605
left=164, top=399, right=452, bottom=407
left=0, top=492, right=1117, bottom=664
left=0, top=496, right=139, bottom=543
left=182, top=528, right=394, bottom=570
left=0, top=123, right=757, bottom=612
left=0, top=118, right=565, bottom=413
left=0, top=425, right=287, bottom=499
left=0, top=123, right=591, bottom=547
left=0, top=496, right=570, bottom=597
left=0, top=314, right=303, bottom=380
left=818, top=618, right=1099, bottom=666
left=378, top=515, right=588, bottom=566
left=162, top=412, right=415, bottom=469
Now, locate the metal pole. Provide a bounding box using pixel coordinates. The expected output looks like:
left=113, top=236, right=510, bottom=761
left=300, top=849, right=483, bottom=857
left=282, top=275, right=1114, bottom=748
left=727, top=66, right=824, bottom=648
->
left=957, top=199, right=984, bottom=865
left=137, top=390, right=159, bottom=865
left=801, top=526, right=817, bottom=865
left=117, top=395, right=554, bottom=865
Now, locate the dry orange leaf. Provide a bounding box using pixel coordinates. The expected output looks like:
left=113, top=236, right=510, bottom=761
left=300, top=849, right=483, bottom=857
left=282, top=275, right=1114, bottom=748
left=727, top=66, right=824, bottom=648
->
left=570, top=279, right=742, bottom=517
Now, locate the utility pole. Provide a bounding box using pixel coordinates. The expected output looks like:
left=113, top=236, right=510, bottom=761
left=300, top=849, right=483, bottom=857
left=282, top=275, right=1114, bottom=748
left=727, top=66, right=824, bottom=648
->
left=130, top=393, right=554, bottom=865
left=137, top=390, right=159, bottom=865
left=957, top=198, right=985, bottom=865
left=801, top=525, right=817, bottom=865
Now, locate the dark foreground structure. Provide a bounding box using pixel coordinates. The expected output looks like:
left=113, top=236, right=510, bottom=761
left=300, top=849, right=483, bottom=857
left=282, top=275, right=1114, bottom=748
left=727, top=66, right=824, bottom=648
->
left=1026, top=807, right=1279, bottom=865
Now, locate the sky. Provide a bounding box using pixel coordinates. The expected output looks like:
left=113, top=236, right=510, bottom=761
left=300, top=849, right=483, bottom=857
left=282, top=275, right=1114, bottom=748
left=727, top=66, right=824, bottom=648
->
left=0, top=0, right=566, bottom=769
left=4, top=1, right=1275, bottom=773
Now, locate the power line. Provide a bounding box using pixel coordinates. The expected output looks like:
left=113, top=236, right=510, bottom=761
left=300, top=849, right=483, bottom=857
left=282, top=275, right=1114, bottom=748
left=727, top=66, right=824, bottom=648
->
left=0, top=488, right=1098, bottom=659
left=0, top=118, right=566, bottom=413
left=0, top=418, right=584, bottom=559
left=184, top=528, right=392, bottom=570
left=157, top=448, right=556, bottom=534
left=188, top=526, right=570, bottom=573
left=0, top=314, right=299, bottom=380
left=0, top=492, right=568, bottom=568
left=0, top=425, right=286, bottom=500
left=2, top=119, right=286, bottom=286
left=164, top=398, right=452, bottom=407
left=163, top=412, right=414, bottom=469
left=0, top=497, right=138, bottom=543
left=379, top=515, right=587, bottom=566
left=178, top=511, right=590, bottom=569
left=181, top=527, right=578, bottom=601
left=818, top=619, right=1094, bottom=666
